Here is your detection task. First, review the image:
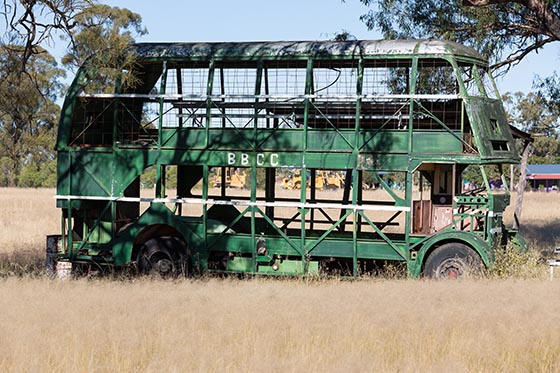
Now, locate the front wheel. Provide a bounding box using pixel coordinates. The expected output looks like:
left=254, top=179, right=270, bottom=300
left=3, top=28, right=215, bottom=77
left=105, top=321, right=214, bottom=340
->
left=137, top=237, right=190, bottom=277
left=423, top=243, right=482, bottom=279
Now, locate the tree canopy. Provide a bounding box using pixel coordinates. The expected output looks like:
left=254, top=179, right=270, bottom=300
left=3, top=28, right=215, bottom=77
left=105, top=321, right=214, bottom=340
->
left=356, top=0, right=560, bottom=73
left=0, top=1, right=146, bottom=187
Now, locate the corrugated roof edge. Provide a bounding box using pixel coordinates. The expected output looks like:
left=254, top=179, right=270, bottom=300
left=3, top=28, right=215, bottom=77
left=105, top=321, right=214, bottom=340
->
left=130, top=39, right=485, bottom=62
left=526, top=164, right=560, bottom=175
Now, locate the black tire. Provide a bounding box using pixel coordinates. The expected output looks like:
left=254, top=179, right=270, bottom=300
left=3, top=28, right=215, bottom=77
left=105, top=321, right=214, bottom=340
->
left=423, top=243, right=482, bottom=279
left=137, top=236, right=190, bottom=277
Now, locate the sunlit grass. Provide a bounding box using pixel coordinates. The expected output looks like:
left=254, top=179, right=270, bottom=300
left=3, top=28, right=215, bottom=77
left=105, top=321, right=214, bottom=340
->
left=1, top=277, right=560, bottom=371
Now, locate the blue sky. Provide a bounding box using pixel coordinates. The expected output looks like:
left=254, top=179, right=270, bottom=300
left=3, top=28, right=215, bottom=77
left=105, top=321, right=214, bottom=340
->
left=92, top=0, right=557, bottom=94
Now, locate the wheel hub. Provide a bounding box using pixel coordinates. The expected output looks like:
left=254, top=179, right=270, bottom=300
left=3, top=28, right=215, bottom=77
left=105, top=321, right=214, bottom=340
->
left=437, top=258, right=465, bottom=279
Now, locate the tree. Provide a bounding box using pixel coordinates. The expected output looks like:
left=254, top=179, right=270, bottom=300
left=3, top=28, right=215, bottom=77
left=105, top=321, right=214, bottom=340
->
left=355, top=0, right=560, bottom=72
left=0, top=2, right=146, bottom=186
left=0, top=46, right=63, bottom=186
left=504, top=91, right=560, bottom=163
left=61, top=4, right=146, bottom=71
left=1, top=1, right=145, bottom=86
left=1, top=0, right=92, bottom=76
left=504, top=92, right=559, bottom=136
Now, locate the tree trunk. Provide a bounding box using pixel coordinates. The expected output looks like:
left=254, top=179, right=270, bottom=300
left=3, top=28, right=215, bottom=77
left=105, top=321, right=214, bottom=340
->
left=513, top=140, right=532, bottom=230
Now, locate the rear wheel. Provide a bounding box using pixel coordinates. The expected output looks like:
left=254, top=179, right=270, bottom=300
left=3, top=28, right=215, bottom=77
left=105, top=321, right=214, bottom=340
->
left=423, top=243, right=482, bottom=279
left=137, top=236, right=190, bottom=277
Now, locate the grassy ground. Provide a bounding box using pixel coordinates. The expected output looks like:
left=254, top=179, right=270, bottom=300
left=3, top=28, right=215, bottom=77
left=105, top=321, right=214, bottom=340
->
left=1, top=188, right=560, bottom=371
left=1, top=277, right=560, bottom=372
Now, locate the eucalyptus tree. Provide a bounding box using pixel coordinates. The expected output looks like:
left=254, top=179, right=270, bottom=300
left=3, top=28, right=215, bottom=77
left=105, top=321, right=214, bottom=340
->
left=355, top=0, right=560, bottom=72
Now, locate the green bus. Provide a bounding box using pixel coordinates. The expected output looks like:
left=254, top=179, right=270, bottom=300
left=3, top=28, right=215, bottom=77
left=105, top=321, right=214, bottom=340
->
left=48, top=39, right=525, bottom=278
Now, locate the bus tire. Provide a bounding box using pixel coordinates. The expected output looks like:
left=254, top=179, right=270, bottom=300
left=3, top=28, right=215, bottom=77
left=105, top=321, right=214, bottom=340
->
left=423, top=243, right=482, bottom=279
left=137, top=237, right=189, bottom=277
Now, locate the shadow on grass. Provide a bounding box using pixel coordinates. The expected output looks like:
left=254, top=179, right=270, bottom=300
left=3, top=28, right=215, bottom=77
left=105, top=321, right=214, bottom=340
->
left=520, top=219, right=560, bottom=254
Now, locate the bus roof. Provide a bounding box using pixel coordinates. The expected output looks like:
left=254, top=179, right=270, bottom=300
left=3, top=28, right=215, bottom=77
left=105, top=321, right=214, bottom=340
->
left=131, top=39, right=486, bottom=64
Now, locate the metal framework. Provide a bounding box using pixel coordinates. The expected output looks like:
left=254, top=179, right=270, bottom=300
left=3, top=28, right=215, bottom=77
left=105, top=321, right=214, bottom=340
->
left=50, top=40, right=525, bottom=278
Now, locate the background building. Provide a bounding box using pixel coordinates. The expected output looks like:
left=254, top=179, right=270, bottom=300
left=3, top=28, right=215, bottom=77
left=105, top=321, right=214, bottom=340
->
left=526, top=164, right=560, bottom=191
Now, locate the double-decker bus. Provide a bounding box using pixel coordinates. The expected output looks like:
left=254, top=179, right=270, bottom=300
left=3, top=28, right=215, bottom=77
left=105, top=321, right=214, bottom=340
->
left=48, top=39, right=525, bottom=278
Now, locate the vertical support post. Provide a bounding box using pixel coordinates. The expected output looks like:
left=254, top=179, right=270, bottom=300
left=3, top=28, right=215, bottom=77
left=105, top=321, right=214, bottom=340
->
left=205, top=60, right=215, bottom=148
left=310, top=169, right=316, bottom=231
left=300, top=58, right=313, bottom=272
left=251, top=61, right=264, bottom=272
left=158, top=61, right=168, bottom=150
left=352, top=57, right=364, bottom=277
left=404, top=170, right=413, bottom=245
left=112, top=74, right=121, bottom=149
left=156, top=165, right=166, bottom=198
left=67, top=204, right=73, bottom=259
left=202, top=164, right=209, bottom=253
left=264, top=66, right=270, bottom=128
left=155, top=62, right=168, bottom=199
left=220, top=67, right=226, bottom=128
left=480, top=165, right=490, bottom=190
left=176, top=67, right=183, bottom=128
left=66, top=150, right=74, bottom=259
left=351, top=168, right=359, bottom=277
left=405, top=58, right=418, bottom=271
left=202, top=63, right=214, bottom=259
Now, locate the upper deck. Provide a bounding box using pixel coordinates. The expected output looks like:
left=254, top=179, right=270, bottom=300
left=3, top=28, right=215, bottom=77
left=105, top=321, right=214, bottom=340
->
left=57, top=39, right=519, bottom=181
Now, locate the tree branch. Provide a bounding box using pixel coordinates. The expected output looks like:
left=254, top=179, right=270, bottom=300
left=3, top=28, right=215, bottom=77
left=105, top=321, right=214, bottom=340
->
left=490, top=36, right=555, bottom=71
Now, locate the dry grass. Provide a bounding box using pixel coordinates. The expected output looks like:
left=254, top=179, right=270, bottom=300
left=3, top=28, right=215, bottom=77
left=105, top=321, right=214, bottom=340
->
left=1, top=277, right=560, bottom=372
left=504, top=191, right=560, bottom=251
left=0, top=188, right=58, bottom=276
left=1, top=188, right=560, bottom=371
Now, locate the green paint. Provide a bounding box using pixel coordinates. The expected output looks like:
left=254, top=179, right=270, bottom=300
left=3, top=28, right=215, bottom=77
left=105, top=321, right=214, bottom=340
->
left=52, top=40, right=526, bottom=278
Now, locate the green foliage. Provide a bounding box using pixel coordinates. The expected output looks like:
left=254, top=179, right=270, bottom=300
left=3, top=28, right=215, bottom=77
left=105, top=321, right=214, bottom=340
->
left=0, top=47, right=63, bottom=186
left=356, top=0, right=560, bottom=71
left=18, top=159, right=57, bottom=188
left=245, top=168, right=267, bottom=189
left=461, top=164, right=504, bottom=188
left=529, top=137, right=560, bottom=164
left=504, top=92, right=559, bottom=136
left=62, top=4, right=147, bottom=93
left=487, top=245, right=544, bottom=279
left=0, top=3, right=146, bottom=188
left=140, top=166, right=178, bottom=190
left=535, top=72, right=560, bottom=126
left=503, top=91, right=560, bottom=163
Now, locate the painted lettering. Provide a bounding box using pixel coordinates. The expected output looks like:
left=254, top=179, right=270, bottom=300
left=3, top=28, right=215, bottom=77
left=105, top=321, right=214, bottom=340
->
left=225, top=152, right=280, bottom=167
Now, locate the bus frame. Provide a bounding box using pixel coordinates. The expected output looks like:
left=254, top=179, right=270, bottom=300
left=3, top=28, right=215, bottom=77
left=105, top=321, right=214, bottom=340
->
left=48, top=39, right=525, bottom=278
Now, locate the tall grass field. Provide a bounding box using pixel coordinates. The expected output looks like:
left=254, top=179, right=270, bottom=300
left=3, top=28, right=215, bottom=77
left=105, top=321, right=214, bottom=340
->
left=1, top=188, right=560, bottom=371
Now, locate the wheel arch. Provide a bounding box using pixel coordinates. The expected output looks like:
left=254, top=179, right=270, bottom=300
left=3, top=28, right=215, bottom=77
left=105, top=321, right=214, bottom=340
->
left=131, top=224, right=187, bottom=262
left=112, top=203, right=202, bottom=266
left=413, top=231, right=492, bottom=276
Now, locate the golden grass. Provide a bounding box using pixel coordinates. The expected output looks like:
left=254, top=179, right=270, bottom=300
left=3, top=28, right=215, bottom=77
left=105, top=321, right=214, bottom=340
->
left=1, top=277, right=560, bottom=372
left=0, top=188, right=59, bottom=251
left=1, top=188, right=560, bottom=371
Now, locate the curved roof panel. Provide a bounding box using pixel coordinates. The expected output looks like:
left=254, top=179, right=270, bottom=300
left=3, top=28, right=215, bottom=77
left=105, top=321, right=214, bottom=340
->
left=131, top=39, right=486, bottom=63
